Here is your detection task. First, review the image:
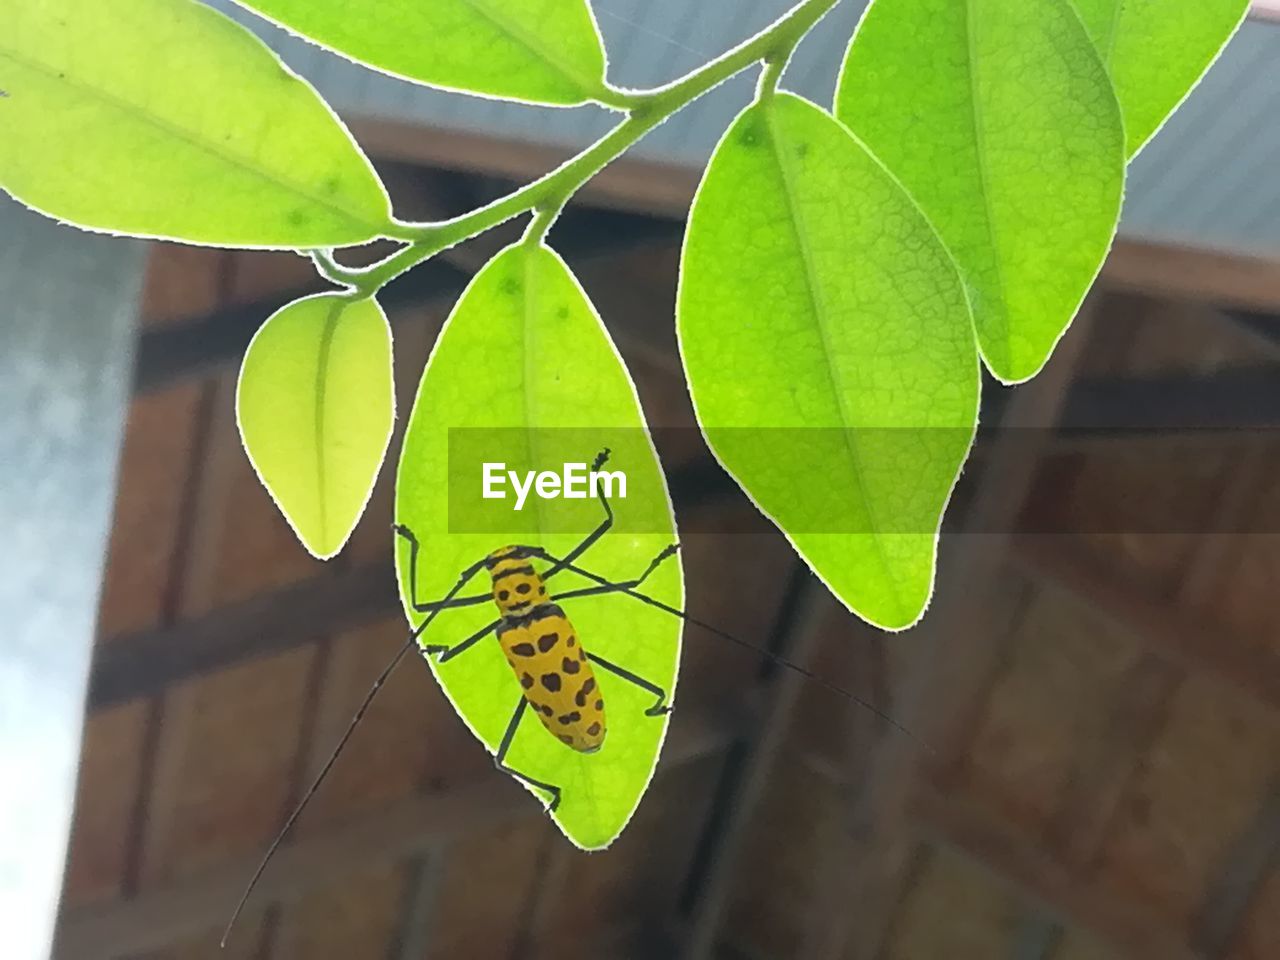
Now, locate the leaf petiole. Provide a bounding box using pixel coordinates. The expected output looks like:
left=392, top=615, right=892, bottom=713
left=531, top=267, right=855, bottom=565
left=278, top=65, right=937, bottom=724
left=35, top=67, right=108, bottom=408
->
left=336, top=0, right=842, bottom=298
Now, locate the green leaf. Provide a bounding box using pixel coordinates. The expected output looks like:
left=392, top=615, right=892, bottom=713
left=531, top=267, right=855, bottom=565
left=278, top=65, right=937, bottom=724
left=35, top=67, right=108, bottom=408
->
left=235, top=0, right=610, bottom=106
left=678, top=93, right=978, bottom=631
left=395, top=243, right=682, bottom=850
left=0, top=0, right=391, bottom=247
left=1071, top=0, right=1249, bottom=157
left=237, top=294, right=394, bottom=559
left=835, top=0, right=1125, bottom=382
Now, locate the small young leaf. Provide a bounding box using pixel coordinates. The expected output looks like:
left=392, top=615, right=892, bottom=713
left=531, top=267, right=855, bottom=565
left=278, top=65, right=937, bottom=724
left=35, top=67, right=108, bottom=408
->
left=678, top=93, right=978, bottom=631
left=235, top=0, right=610, bottom=106
left=0, top=0, right=391, bottom=247
left=238, top=294, right=394, bottom=559
left=1070, top=0, right=1250, bottom=156
left=396, top=243, right=682, bottom=850
left=835, top=0, right=1125, bottom=383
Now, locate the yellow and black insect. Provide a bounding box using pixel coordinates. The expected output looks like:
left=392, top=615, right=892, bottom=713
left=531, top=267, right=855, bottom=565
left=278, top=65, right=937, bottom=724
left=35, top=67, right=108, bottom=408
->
left=224, top=449, right=912, bottom=944
left=392, top=449, right=680, bottom=807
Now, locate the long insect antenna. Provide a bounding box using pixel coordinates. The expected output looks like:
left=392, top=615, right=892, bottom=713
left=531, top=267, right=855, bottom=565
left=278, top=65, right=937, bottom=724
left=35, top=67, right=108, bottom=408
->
left=220, top=634, right=418, bottom=947
left=664, top=595, right=927, bottom=749
left=221, top=550, right=487, bottom=947
left=550, top=554, right=930, bottom=750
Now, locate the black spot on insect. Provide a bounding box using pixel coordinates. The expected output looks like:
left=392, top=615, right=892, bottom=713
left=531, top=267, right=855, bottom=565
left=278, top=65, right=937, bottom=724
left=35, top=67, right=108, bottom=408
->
left=577, top=646, right=587, bottom=661
left=587, top=722, right=602, bottom=737
left=582, top=678, right=596, bottom=695
left=575, top=689, right=587, bottom=708
left=540, top=704, right=555, bottom=717
left=558, top=711, right=581, bottom=725
left=541, top=673, right=562, bottom=692
left=563, top=656, right=581, bottom=675
left=566, top=635, right=575, bottom=647
left=595, top=699, right=604, bottom=711
left=511, top=642, right=535, bottom=657
left=516, top=582, right=531, bottom=595
left=520, top=673, right=534, bottom=689
left=559, top=734, right=574, bottom=745
left=498, top=589, right=510, bottom=601
left=538, top=586, right=546, bottom=595
left=537, top=632, right=559, bottom=653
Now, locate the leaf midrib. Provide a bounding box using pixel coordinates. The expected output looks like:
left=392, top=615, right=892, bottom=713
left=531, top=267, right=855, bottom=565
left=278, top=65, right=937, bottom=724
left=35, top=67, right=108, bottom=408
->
left=0, top=44, right=382, bottom=235
left=455, top=0, right=599, bottom=100
left=313, top=298, right=347, bottom=548
left=764, top=99, right=907, bottom=623
left=963, top=0, right=1014, bottom=367
left=519, top=248, right=555, bottom=548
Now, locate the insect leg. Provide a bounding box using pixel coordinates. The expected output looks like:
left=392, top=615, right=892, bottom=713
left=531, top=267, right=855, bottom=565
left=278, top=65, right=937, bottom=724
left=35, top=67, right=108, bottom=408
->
left=222, top=546, right=496, bottom=946
left=547, top=542, right=679, bottom=603
left=494, top=699, right=563, bottom=813
left=540, top=447, right=615, bottom=580
left=587, top=653, right=671, bottom=716
left=394, top=523, right=492, bottom=612
left=424, top=619, right=501, bottom=662
left=541, top=556, right=925, bottom=743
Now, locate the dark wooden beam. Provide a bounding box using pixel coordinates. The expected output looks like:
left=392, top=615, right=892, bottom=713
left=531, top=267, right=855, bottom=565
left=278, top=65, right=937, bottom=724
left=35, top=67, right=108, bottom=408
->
left=915, top=787, right=1205, bottom=960
left=1193, top=779, right=1280, bottom=958
left=133, top=206, right=682, bottom=395
left=93, top=360, right=1280, bottom=713
left=1042, top=446, right=1269, bottom=876
left=1102, top=238, right=1280, bottom=313
left=132, top=257, right=468, bottom=394
left=88, top=562, right=395, bottom=711
left=680, top=569, right=834, bottom=960
left=351, top=117, right=702, bottom=220
left=52, top=706, right=735, bottom=960
left=1250, top=0, right=1280, bottom=24
left=1016, top=537, right=1280, bottom=712
left=1060, top=368, right=1280, bottom=433
left=820, top=302, right=1100, bottom=960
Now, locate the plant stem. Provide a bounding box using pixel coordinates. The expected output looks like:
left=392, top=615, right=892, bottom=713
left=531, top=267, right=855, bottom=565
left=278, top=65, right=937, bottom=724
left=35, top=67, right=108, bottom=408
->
left=343, top=0, right=840, bottom=297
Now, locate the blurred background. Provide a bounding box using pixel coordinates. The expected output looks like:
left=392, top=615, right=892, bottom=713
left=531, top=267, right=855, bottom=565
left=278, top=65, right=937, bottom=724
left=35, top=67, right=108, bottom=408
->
left=4, top=1, right=1279, bottom=958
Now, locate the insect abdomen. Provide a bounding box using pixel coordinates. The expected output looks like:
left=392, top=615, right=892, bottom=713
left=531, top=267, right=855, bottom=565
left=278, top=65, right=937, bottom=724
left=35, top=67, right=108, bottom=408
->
left=497, top=607, right=606, bottom=753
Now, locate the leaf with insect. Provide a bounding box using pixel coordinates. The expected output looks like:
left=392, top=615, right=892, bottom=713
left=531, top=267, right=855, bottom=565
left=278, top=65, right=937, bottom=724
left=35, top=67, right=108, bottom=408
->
left=0, top=0, right=391, bottom=247
left=232, top=0, right=614, bottom=107
left=395, top=242, right=682, bottom=850
left=1070, top=0, right=1250, bottom=157
left=678, top=92, right=978, bottom=632
left=835, top=0, right=1125, bottom=383
left=237, top=294, right=395, bottom=559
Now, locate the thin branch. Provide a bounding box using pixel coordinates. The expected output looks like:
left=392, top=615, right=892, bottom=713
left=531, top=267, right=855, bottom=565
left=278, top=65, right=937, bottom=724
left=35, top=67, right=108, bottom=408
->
left=339, top=0, right=841, bottom=297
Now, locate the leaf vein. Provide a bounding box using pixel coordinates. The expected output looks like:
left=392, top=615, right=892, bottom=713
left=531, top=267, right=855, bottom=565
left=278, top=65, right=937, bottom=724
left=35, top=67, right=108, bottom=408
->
left=963, top=0, right=1013, bottom=364
left=764, top=100, right=906, bottom=620
left=0, top=44, right=382, bottom=235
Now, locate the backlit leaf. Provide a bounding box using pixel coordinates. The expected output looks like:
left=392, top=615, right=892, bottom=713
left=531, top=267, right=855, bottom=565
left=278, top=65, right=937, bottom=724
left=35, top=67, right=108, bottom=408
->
left=836, top=0, right=1125, bottom=382
left=395, top=243, right=682, bottom=849
left=235, top=0, right=610, bottom=106
left=0, top=0, right=391, bottom=247
left=678, top=93, right=978, bottom=631
left=237, top=294, right=394, bottom=559
left=1071, top=0, right=1250, bottom=156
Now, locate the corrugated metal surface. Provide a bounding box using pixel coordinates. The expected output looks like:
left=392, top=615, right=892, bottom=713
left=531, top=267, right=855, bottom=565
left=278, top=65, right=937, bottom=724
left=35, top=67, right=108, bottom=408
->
left=207, top=0, right=1280, bottom=257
